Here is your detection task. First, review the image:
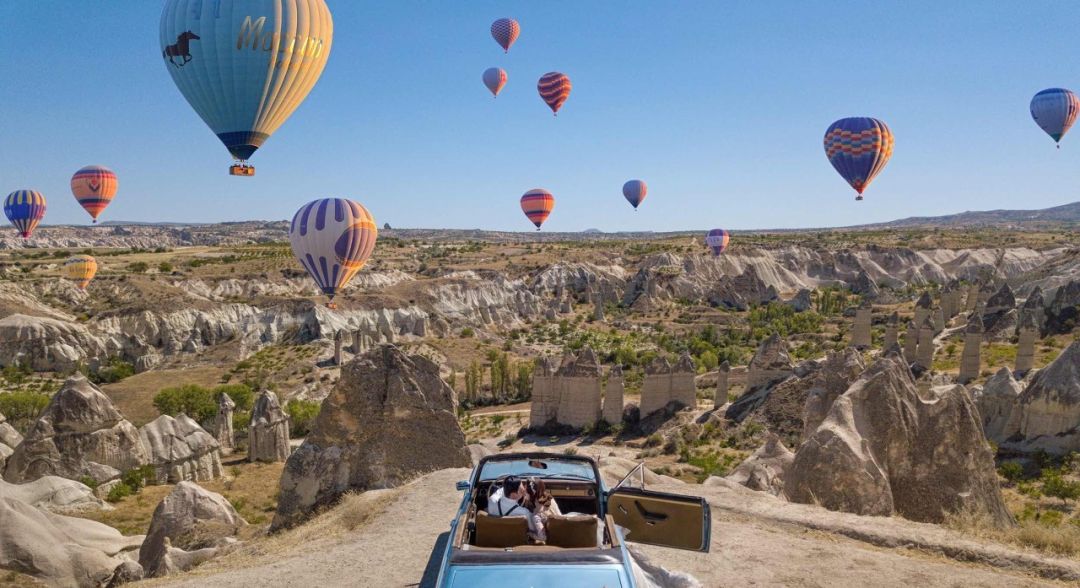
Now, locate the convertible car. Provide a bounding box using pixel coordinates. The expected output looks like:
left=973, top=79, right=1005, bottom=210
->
left=433, top=452, right=711, bottom=587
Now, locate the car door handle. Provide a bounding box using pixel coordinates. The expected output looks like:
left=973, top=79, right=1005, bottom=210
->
left=634, top=500, right=668, bottom=524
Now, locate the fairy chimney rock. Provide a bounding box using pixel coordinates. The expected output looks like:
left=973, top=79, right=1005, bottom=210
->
left=914, top=316, right=935, bottom=373
left=715, top=361, right=731, bottom=410
left=248, top=390, right=290, bottom=463
left=958, top=313, right=983, bottom=384
left=746, top=334, right=793, bottom=390
left=602, top=365, right=625, bottom=425
left=555, top=347, right=603, bottom=428
left=851, top=304, right=872, bottom=349
left=214, top=393, right=235, bottom=453
left=883, top=312, right=899, bottom=349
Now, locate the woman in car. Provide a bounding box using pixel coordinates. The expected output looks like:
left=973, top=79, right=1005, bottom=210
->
left=524, top=477, right=562, bottom=543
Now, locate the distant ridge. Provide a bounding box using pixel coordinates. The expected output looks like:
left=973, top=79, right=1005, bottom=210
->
left=848, top=201, right=1080, bottom=229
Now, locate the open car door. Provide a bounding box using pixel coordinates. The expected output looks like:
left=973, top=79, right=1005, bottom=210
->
left=605, top=466, right=711, bottom=552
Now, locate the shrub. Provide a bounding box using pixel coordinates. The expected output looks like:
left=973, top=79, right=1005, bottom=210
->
left=78, top=476, right=99, bottom=491
left=998, top=462, right=1024, bottom=485
left=90, top=357, right=135, bottom=384
left=106, top=482, right=133, bottom=502
left=153, top=384, right=218, bottom=423
left=127, top=262, right=149, bottom=273
left=122, top=465, right=155, bottom=490
left=0, top=391, right=50, bottom=432
left=286, top=399, right=321, bottom=437
left=459, top=327, right=475, bottom=338
left=158, top=262, right=173, bottom=273
left=1042, top=471, right=1080, bottom=506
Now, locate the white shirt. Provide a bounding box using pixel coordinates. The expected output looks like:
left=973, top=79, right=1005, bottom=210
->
left=487, top=487, right=537, bottom=533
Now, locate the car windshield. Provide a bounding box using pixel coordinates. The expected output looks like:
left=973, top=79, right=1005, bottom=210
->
left=478, top=457, right=595, bottom=482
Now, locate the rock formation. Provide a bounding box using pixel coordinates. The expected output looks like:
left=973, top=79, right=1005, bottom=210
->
left=850, top=270, right=880, bottom=300
left=272, top=345, right=471, bottom=530
left=903, top=321, right=918, bottom=360
left=784, top=288, right=812, bottom=312
left=1015, top=341, right=1080, bottom=454
left=981, top=283, right=1017, bottom=338
left=248, top=390, right=290, bottom=463
left=965, top=282, right=981, bottom=312
left=914, top=291, right=933, bottom=326
left=139, top=481, right=246, bottom=578
left=745, top=334, right=793, bottom=390
left=974, top=368, right=1022, bottom=445
left=706, top=266, right=778, bottom=311
left=594, top=294, right=605, bottom=322
left=787, top=352, right=1012, bottom=526
left=850, top=303, right=872, bottom=349
left=958, top=315, right=983, bottom=384
left=602, top=365, right=624, bottom=425
left=883, top=312, right=899, bottom=349
left=555, top=348, right=604, bottom=427
left=1045, top=280, right=1080, bottom=335
left=801, top=350, right=867, bottom=437
left=640, top=353, right=697, bottom=416
left=4, top=375, right=148, bottom=485
left=140, top=414, right=224, bottom=485
left=334, top=332, right=344, bottom=365
left=1018, top=286, right=1046, bottom=337
left=213, top=392, right=235, bottom=453
left=0, top=475, right=108, bottom=514
left=726, top=433, right=793, bottom=496
left=933, top=306, right=946, bottom=334
left=529, top=356, right=558, bottom=427
left=0, top=496, right=144, bottom=587
left=0, top=412, right=22, bottom=471
left=1014, top=314, right=1037, bottom=376
left=714, top=361, right=730, bottom=410
left=914, top=315, right=936, bottom=373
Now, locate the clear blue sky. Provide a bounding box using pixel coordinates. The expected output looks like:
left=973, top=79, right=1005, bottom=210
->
left=2, top=1, right=1079, bottom=232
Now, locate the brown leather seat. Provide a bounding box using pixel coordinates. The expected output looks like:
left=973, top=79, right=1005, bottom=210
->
left=474, top=511, right=529, bottom=548
left=546, top=515, right=598, bottom=548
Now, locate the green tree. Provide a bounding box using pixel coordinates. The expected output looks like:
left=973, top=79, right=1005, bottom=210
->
left=286, top=399, right=321, bottom=437
left=998, top=462, right=1023, bottom=485
left=158, top=262, right=173, bottom=273
left=1041, top=471, right=1080, bottom=506
left=153, top=384, right=217, bottom=423
left=128, top=262, right=149, bottom=273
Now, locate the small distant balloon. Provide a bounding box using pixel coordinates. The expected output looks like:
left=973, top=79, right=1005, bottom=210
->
left=1030, top=88, right=1080, bottom=148
left=490, top=18, right=520, bottom=53
left=622, top=180, right=647, bottom=210
left=520, top=189, right=555, bottom=230
left=483, top=67, right=507, bottom=98
left=4, top=190, right=47, bottom=239
left=538, top=72, right=571, bottom=116
left=289, top=198, right=378, bottom=307
left=71, top=165, right=118, bottom=223
left=63, top=255, right=98, bottom=290
left=823, top=117, right=894, bottom=201
left=705, top=229, right=730, bottom=256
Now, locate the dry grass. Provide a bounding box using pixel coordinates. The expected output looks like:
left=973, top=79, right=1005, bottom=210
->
left=945, top=504, right=1080, bottom=559
left=0, top=570, right=46, bottom=587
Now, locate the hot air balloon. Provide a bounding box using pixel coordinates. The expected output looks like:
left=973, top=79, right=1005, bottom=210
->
left=63, top=255, right=98, bottom=290
left=538, top=72, right=571, bottom=116
left=622, top=180, right=647, bottom=210
left=160, top=0, right=334, bottom=176
left=704, top=229, right=730, bottom=256
left=71, top=166, right=118, bottom=223
left=289, top=198, right=377, bottom=308
left=483, top=67, right=507, bottom=98
left=520, top=189, right=554, bottom=230
left=823, top=117, right=894, bottom=201
left=490, top=18, right=520, bottom=53
left=4, top=190, right=46, bottom=239
left=1030, top=88, right=1080, bottom=148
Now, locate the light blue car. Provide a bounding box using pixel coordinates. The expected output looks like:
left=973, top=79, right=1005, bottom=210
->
left=434, top=452, right=710, bottom=587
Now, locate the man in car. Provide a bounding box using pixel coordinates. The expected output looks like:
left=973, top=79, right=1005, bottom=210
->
left=487, top=475, right=544, bottom=541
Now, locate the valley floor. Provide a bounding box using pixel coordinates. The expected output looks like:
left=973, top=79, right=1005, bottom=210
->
left=148, top=468, right=1076, bottom=588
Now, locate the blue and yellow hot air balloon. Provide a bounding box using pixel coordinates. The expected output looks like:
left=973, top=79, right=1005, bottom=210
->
left=622, top=180, right=647, bottom=210
left=289, top=198, right=377, bottom=308
left=4, top=190, right=47, bottom=239
left=705, top=228, right=730, bottom=256
left=823, top=117, right=894, bottom=201
left=1030, top=88, right=1080, bottom=148
left=159, top=0, right=334, bottom=176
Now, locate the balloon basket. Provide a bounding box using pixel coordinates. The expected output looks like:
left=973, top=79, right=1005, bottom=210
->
left=326, top=302, right=337, bottom=310
left=229, top=163, right=255, bottom=177
left=855, top=195, right=864, bottom=201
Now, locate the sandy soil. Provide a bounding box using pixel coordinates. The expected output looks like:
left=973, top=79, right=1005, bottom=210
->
left=152, top=468, right=1073, bottom=588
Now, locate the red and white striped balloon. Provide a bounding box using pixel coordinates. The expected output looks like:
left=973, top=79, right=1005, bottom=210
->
left=490, top=18, right=520, bottom=53
left=538, top=72, right=571, bottom=116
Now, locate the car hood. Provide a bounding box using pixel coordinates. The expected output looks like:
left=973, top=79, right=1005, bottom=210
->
left=445, top=565, right=626, bottom=587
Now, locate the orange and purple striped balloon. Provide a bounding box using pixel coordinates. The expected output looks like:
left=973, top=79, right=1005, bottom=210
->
left=4, top=190, right=47, bottom=239
left=483, top=67, right=507, bottom=98
left=71, top=165, right=118, bottom=223
left=622, top=179, right=647, bottom=210
left=289, top=198, right=378, bottom=304
left=705, top=229, right=730, bottom=256
left=490, top=18, right=520, bottom=53
left=520, top=189, right=555, bottom=230
left=538, top=72, right=571, bottom=116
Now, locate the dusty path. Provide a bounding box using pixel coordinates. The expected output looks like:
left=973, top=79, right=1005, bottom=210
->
left=154, top=469, right=1071, bottom=588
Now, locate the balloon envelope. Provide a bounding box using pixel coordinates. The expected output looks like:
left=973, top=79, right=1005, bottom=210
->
left=520, top=189, right=555, bottom=230
left=622, top=180, right=647, bottom=209
left=483, top=67, right=507, bottom=97
left=159, top=0, right=334, bottom=162
left=63, top=255, right=98, bottom=290
left=289, top=198, right=377, bottom=302
left=490, top=18, right=520, bottom=53
left=4, top=190, right=46, bottom=239
left=71, top=166, right=118, bottom=223
left=1030, top=88, right=1080, bottom=145
left=538, top=72, right=571, bottom=115
left=823, top=117, right=894, bottom=200
left=705, top=229, right=730, bottom=256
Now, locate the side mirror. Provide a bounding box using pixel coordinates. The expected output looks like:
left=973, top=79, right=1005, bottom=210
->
left=456, top=480, right=471, bottom=492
